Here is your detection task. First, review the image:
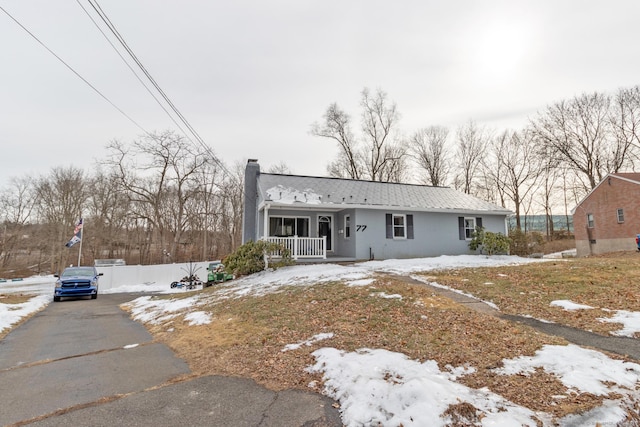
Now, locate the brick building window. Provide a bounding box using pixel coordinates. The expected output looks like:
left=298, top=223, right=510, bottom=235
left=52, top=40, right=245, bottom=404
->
left=617, top=208, right=625, bottom=223
left=587, top=213, right=594, bottom=228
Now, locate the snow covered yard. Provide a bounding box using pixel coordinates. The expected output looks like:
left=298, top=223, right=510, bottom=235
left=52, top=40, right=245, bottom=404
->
left=4, top=254, right=640, bottom=425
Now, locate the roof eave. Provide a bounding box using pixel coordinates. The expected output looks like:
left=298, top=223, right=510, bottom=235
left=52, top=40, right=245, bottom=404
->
left=259, top=201, right=511, bottom=215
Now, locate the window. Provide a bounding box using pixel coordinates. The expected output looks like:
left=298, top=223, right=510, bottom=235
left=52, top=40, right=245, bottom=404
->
left=587, top=213, right=594, bottom=228
left=385, top=214, right=414, bottom=239
left=344, top=215, right=351, bottom=238
left=393, top=214, right=406, bottom=238
left=464, top=218, right=476, bottom=240
left=459, top=217, right=482, bottom=240
left=269, top=216, right=309, bottom=237
left=617, top=208, right=625, bottom=223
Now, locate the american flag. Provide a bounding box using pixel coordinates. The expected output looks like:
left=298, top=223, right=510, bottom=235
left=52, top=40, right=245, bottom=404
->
left=65, top=235, right=81, bottom=248
left=65, top=218, right=83, bottom=248
left=73, top=218, right=83, bottom=235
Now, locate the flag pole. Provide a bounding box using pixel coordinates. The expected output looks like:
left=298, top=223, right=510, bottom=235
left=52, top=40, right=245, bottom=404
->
left=77, top=222, right=83, bottom=266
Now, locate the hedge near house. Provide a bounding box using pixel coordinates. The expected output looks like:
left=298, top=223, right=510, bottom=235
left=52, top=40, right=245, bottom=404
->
left=469, top=227, right=511, bottom=256
left=223, top=240, right=293, bottom=276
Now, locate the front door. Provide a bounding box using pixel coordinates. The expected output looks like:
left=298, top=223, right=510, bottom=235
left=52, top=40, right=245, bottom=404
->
left=318, top=215, right=332, bottom=252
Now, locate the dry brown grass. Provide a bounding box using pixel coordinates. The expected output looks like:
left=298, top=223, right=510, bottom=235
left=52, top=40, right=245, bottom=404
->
left=422, top=251, right=640, bottom=336
left=538, top=238, right=575, bottom=255
left=0, top=294, right=34, bottom=305
left=134, top=277, right=627, bottom=420
left=122, top=253, right=640, bottom=422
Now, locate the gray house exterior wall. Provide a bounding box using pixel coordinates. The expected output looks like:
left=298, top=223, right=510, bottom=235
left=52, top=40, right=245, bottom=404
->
left=342, top=210, right=506, bottom=260
left=243, top=160, right=512, bottom=260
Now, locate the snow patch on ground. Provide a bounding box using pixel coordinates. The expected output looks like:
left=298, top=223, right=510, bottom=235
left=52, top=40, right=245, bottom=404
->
left=496, top=344, right=640, bottom=396
left=599, top=310, right=640, bottom=337
left=0, top=294, right=50, bottom=333
left=282, top=333, right=335, bottom=352
left=549, top=301, right=640, bottom=337
left=370, top=292, right=402, bottom=300
left=550, top=300, right=594, bottom=311
left=307, top=347, right=542, bottom=427
left=184, top=311, right=212, bottom=326
left=123, top=295, right=206, bottom=325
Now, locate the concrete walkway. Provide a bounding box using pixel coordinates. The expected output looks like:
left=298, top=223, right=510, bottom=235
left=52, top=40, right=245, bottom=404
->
left=400, top=274, right=640, bottom=361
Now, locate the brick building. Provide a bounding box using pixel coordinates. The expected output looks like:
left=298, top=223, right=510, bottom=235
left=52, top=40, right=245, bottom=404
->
left=573, top=173, right=640, bottom=256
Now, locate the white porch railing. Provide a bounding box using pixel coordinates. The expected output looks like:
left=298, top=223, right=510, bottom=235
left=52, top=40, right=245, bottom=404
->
left=265, top=236, right=327, bottom=260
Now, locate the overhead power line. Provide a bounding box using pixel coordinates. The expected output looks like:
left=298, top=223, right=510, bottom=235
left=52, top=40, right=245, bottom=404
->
left=74, top=0, right=191, bottom=139
left=84, top=0, right=229, bottom=174
left=0, top=5, right=149, bottom=135
left=1, top=3, right=229, bottom=176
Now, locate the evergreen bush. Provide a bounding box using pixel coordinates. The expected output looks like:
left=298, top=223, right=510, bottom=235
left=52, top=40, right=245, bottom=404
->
left=223, top=240, right=293, bottom=276
left=469, top=226, right=511, bottom=256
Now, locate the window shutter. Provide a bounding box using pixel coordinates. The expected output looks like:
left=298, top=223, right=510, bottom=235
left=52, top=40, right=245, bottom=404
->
left=407, top=214, right=414, bottom=239
left=386, top=214, right=393, bottom=239
left=458, top=217, right=465, bottom=240
left=476, top=217, right=483, bottom=229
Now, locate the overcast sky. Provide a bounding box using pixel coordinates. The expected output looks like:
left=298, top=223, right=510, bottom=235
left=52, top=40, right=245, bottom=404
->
left=2, top=1, right=640, bottom=186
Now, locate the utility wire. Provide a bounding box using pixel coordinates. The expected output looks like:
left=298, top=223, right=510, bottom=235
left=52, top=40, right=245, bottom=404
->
left=0, top=5, right=150, bottom=136
left=74, top=0, right=192, bottom=141
left=85, top=0, right=229, bottom=175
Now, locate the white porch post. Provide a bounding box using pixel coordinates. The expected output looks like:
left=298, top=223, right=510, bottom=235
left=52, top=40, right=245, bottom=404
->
left=263, top=204, right=270, bottom=240
left=322, top=235, right=327, bottom=259
left=293, top=235, right=299, bottom=260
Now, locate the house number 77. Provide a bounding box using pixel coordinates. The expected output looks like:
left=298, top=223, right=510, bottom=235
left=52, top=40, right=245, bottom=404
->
left=356, top=225, right=367, bottom=232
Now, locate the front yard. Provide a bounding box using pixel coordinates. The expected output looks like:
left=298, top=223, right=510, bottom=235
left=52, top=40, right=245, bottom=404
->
left=122, top=253, right=640, bottom=425
left=424, top=252, right=640, bottom=337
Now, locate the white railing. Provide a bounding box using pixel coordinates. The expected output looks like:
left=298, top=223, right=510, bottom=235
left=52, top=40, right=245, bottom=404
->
left=265, top=236, right=327, bottom=260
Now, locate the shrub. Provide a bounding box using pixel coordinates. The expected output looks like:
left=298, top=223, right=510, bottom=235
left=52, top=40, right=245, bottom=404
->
left=469, top=226, right=511, bottom=256
left=508, top=229, right=546, bottom=256
left=223, top=240, right=293, bottom=277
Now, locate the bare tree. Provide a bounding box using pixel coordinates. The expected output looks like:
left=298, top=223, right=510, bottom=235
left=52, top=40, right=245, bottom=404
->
left=478, top=147, right=504, bottom=207
left=217, top=161, right=244, bottom=256
left=610, top=85, right=640, bottom=164
left=375, top=140, right=409, bottom=183
left=311, top=103, right=361, bottom=179
left=266, top=161, right=292, bottom=174
left=409, top=126, right=451, bottom=186
left=0, top=176, right=36, bottom=267
left=85, top=167, right=131, bottom=260
left=34, top=166, right=89, bottom=272
left=311, top=88, right=405, bottom=182
left=360, top=88, right=405, bottom=181
left=185, top=155, right=227, bottom=260
left=454, top=120, right=490, bottom=195
left=489, top=129, right=541, bottom=230
left=534, top=143, right=563, bottom=239
left=106, top=130, right=210, bottom=263
left=531, top=91, right=635, bottom=191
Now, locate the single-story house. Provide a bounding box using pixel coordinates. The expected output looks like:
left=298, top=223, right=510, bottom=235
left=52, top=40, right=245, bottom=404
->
left=573, top=173, right=640, bottom=257
left=242, top=159, right=512, bottom=260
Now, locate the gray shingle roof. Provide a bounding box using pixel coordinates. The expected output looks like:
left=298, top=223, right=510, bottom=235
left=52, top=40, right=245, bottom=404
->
left=258, top=173, right=511, bottom=214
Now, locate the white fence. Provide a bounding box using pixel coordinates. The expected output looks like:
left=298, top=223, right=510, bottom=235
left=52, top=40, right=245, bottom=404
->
left=96, top=261, right=211, bottom=291
left=265, top=236, right=326, bottom=259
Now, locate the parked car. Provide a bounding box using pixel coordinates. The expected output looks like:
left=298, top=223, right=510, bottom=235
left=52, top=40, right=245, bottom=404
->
left=53, top=266, right=103, bottom=302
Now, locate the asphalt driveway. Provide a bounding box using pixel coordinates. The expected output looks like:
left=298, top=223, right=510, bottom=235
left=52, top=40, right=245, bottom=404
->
left=0, top=294, right=341, bottom=426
